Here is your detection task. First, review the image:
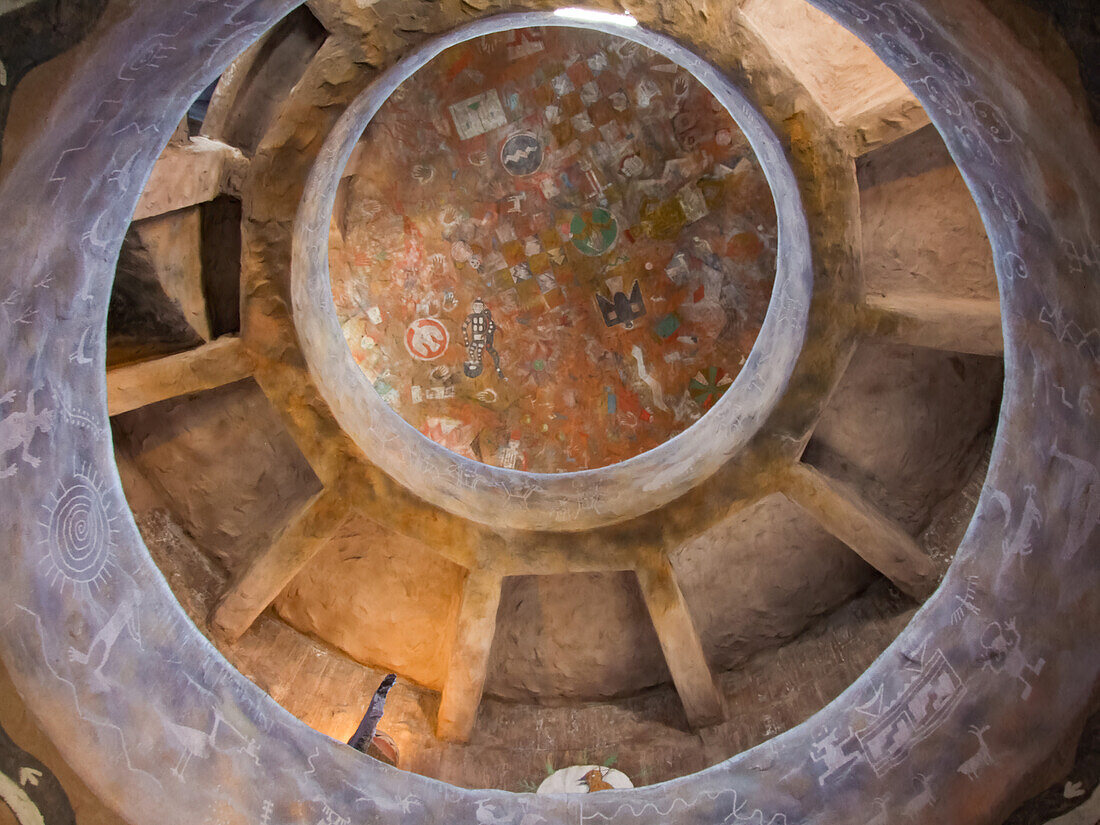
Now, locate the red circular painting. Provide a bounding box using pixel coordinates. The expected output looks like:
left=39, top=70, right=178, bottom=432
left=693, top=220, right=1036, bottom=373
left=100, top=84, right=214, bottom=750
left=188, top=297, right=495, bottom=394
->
left=404, top=318, right=450, bottom=360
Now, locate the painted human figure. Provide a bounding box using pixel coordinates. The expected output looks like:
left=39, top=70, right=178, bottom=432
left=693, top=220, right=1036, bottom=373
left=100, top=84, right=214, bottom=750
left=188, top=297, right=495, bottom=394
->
left=462, top=298, right=504, bottom=379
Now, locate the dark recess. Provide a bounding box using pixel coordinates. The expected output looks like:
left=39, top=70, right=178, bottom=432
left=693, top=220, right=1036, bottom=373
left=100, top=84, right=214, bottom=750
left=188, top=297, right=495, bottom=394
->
left=0, top=0, right=109, bottom=166
left=202, top=196, right=244, bottom=338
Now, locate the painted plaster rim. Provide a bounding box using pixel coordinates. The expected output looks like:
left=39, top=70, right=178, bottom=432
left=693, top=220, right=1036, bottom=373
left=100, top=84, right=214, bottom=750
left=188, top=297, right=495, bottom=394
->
left=292, top=11, right=814, bottom=533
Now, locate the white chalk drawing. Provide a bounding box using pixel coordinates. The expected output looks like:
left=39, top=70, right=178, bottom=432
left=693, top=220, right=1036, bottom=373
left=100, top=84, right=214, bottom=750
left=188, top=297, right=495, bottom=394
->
left=579, top=787, right=794, bottom=824
left=1039, top=303, right=1100, bottom=363
left=68, top=589, right=141, bottom=689
left=956, top=725, right=994, bottom=780
left=475, top=799, right=545, bottom=825
left=811, top=645, right=966, bottom=783
left=69, top=326, right=95, bottom=366
left=38, top=463, right=119, bottom=595
left=1003, top=251, right=1029, bottom=281
left=987, top=485, right=1041, bottom=557
left=877, top=3, right=926, bottom=42
left=951, top=575, right=982, bottom=626
left=980, top=619, right=1045, bottom=700
left=0, top=390, right=54, bottom=478
left=1050, top=445, right=1100, bottom=560
left=1062, top=238, right=1098, bottom=275
left=902, top=773, right=936, bottom=821
left=866, top=796, right=891, bottom=825
left=14, top=607, right=163, bottom=790
left=315, top=802, right=350, bottom=825
left=971, top=100, right=1014, bottom=143
left=1, top=290, right=37, bottom=327
left=930, top=51, right=971, bottom=86
left=919, top=76, right=962, bottom=116
left=260, top=800, right=273, bottom=825
left=165, top=707, right=256, bottom=779
left=990, top=182, right=1025, bottom=225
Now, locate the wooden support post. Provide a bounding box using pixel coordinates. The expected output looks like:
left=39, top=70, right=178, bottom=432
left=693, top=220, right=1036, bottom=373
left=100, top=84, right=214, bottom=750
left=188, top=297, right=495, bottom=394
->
left=107, top=337, right=253, bottom=416
left=636, top=555, right=724, bottom=729
left=782, top=463, right=938, bottom=600
left=862, top=293, right=1003, bottom=356
left=436, top=568, right=503, bottom=743
left=209, top=486, right=352, bottom=642
left=133, top=136, right=248, bottom=219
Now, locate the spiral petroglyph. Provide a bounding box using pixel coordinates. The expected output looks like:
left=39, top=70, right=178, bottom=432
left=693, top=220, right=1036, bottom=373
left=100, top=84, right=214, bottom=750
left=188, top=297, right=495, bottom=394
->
left=39, top=463, right=117, bottom=594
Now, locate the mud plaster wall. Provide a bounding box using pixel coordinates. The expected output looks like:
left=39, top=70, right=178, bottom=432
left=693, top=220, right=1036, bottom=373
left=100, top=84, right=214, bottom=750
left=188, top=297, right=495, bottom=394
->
left=112, top=379, right=322, bottom=579
left=859, top=124, right=999, bottom=300
left=274, top=513, right=466, bottom=692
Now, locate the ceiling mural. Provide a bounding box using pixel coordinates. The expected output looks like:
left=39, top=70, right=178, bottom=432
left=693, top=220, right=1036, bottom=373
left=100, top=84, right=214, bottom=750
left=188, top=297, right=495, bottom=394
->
left=329, top=25, right=778, bottom=473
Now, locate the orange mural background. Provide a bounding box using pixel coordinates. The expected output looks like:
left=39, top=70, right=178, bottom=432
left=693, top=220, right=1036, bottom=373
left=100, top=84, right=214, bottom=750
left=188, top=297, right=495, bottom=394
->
left=329, top=26, right=778, bottom=472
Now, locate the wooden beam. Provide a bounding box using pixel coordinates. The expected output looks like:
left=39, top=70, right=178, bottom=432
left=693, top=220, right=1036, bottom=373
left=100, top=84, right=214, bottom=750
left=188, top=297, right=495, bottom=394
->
left=133, top=136, right=247, bottom=220
left=209, top=486, right=352, bottom=642
left=781, top=463, right=938, bottom=600
left=862, top=293, right=1003, bottom=356
left=636, top=555, right=724, bottom=729
left=107, top=337, right=253, bottom=416
left=437, top=568, right=503, bottom=743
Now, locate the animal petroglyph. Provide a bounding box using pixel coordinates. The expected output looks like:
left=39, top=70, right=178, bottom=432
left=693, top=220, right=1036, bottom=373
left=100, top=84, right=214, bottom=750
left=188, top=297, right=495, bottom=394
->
left=0, top=390, right=54, bottom=478
left=902, top=773, right=936, bottom=820
left=957, top=725, right=994, bottom=780
left=987, top=485, right=1042, bottom=557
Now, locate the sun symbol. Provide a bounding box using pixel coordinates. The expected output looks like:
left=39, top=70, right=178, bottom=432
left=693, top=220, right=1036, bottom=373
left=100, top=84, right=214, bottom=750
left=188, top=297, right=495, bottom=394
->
left=38, top=461, right=119, bottom=597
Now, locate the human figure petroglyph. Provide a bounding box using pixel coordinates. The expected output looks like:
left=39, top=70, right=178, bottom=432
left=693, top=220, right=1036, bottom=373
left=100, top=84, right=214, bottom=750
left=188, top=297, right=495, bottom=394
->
left=980, top=619, right=1045, bottom=699
left=68, top=590, right=141, bottom=687
left=462, top=298, right=504, bottom=379
left=810, top=726, right=863, bottom=785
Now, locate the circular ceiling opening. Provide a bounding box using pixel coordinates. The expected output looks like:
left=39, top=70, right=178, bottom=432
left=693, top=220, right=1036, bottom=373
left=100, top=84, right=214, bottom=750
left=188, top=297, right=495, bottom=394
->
left=330, top=25, right=779, bottom=473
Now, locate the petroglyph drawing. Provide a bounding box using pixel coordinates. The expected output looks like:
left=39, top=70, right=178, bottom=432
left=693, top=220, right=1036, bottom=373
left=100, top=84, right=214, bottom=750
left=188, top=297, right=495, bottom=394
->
left=812, top=647, right=966, bottom=783
left=987, top=485, right=1042, bottom=557
left=1050, top=445, right=1100, bottom=560
left=980, top=619, right=1045, bottom=700
left=902, top=773, right=936, bottom=821
left=0, top=389, right=54, bottom=478
left=952, top=576, right=982, bottom=625
left=957, top=725, right=993, bottom=780
left=38, top=463, right=118, bottom=595
left=68, top=590, right=141, bottom=689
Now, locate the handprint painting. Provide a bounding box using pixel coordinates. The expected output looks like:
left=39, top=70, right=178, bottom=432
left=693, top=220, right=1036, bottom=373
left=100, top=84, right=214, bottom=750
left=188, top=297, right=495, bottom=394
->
left=329, top=25, right=778, bottom=472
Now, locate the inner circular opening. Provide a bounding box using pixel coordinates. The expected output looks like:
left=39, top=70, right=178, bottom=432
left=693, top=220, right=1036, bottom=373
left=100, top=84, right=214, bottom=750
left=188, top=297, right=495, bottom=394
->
left=330, top=25, right=778, bottom=472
